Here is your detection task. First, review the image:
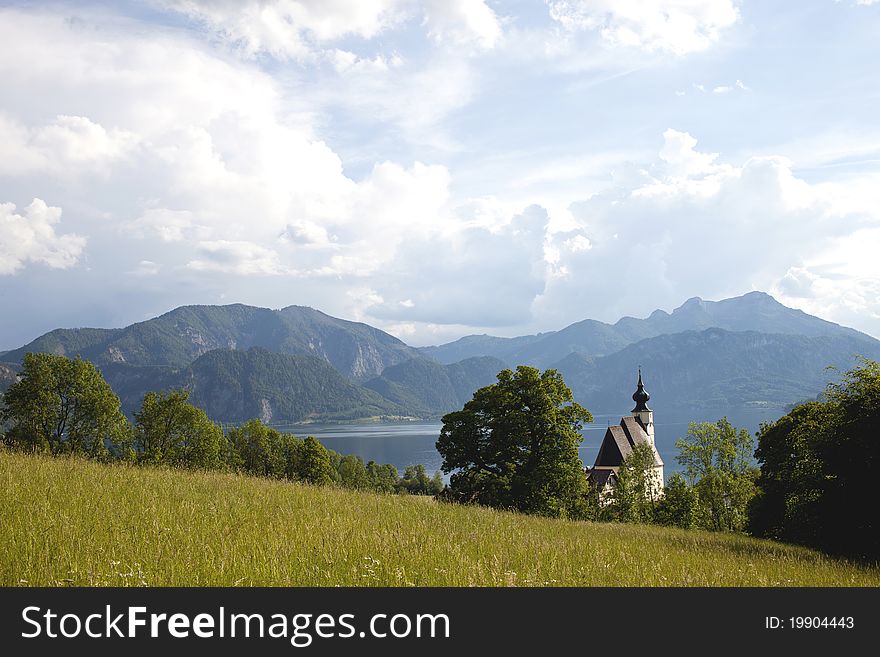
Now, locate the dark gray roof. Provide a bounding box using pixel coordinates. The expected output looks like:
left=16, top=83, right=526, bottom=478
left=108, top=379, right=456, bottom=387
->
left=593, top=426, right=629, bottom=467
left=592, top=415, right=663, bottom=468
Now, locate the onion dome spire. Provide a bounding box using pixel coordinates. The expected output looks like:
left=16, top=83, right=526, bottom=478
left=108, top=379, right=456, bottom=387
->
left=631, top=368, right=651, bottom=413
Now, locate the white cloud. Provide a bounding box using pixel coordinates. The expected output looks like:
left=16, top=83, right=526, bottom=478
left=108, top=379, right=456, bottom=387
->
left=128, top=208, right=198, bottom=242
left=187, top=240, right=288, bottom=275
left=0, top=114, right=137, bottom=177
left=129, top=260, right=161, bottom=276
left=367, top=205, right=550, bottom=326
left=657, top=128, right=719, bottom=178
left=155, top=0, right=411, bottom=60
left=422, top=0, right=503, bottom=50
left=311, top=54, right=477, bottom=148
left=0, top=199, right=85, bottom=275
left=711, top=79, right=748, bottom=93
left=155, top=0, right=505, bottom=59
left=0, top=10, right=462, bottom=284
left=547, top=0, right=739, bottom=55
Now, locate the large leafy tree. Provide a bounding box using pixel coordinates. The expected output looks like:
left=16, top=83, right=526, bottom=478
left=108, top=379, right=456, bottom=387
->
left=227, top=418, right=301, bottom=479
left=437, top=365, right=593, bottom=518
left=751, top=358, right=880, bottom=559
left=675, top=417, right=757, bottom=532
left=134, top=389, right=223, bottom=469
left=295, top=436, right=335, bottom=486
left=1, top=352, right=129, bottom=457
left=366, top=460, right=400, bottom=493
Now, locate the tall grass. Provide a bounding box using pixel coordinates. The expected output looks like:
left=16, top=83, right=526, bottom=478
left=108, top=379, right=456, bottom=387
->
left=1, top=450, right=877, bottom=586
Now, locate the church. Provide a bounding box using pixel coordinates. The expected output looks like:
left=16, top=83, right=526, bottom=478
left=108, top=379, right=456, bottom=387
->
left=586, top=370, right=664, bottom=499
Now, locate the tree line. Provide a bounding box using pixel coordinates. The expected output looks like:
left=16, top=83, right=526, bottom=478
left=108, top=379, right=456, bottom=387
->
left=0, top=352, right=443, bottom=496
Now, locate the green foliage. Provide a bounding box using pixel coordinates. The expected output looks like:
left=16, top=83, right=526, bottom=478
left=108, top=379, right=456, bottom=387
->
left=295, top=436, right=335, bottom=486
left=397, top=464, right=444, bottom=496
left=437, top=365, right=593, bottom=518
left=676, top=418, right=757, bottom=532
left=365, top=460, right=400, bottom=493
left=0, top=352, right=129, bottom=458
left=605, top=443, right=659, bottom=523
left=751, top=358, right=880, bottom=560
left=133, top=389, right=223, bottom=469
left=335, top=454, right=371, bottom=490
left=226, top=418, right=298, bottom=479
left=655, top=473, right=700, bottom=529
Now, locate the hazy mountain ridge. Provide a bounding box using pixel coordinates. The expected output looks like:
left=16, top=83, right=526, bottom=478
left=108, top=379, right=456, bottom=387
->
left=421, top=292, right=875, bottom=367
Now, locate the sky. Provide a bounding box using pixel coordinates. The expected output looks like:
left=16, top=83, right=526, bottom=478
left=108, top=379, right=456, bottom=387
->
left=1, top=0, right=879, bottom=349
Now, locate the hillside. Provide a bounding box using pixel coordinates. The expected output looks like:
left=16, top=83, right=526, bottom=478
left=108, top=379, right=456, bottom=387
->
left=422, top=292, right=877, bottom=367
left=555, top=328, right=880, bottom=412
left=102, top=347, right=406, bottom=423
left=2, top=450, right=877, bottom=586
left=363, top=356, right=506, bottom=416
left=4, top=304, right=422, bottom=381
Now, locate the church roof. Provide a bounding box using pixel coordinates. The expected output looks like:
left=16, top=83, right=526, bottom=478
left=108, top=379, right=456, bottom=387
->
left=592, top=415, right=663, bottom=469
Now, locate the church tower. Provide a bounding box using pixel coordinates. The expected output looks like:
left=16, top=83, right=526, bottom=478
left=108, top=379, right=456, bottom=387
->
left=631, top=368, right=655, bottom=447
left=586, top=368, right=664, bottom=498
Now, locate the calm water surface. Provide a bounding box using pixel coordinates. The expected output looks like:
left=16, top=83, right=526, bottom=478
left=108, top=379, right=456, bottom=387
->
left=281, top=406, right=785, bottom=477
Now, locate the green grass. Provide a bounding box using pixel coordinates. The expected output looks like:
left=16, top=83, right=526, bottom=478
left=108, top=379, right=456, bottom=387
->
left=2, top=450, right=878, bottom=587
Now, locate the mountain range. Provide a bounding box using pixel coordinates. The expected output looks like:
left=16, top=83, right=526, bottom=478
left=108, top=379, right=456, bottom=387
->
left=2, top=291, right=878, bottom=424
left=419, top=292, right=870, bottom=367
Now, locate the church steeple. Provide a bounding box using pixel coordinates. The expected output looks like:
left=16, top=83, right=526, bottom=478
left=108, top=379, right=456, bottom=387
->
left=631, top=368, right=651, bottom=413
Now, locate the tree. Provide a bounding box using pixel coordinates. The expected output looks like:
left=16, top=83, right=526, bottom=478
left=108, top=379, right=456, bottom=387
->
left=655, top=473, right=700, bottom=529
left=336, top=454, right=371, bottom=490
left=227, top=419, right=287, bottom=478
left=366, top=460, right=400, bottom=493
left=437, top=365, right=593, bottom=518
left=295, top=436, right=335, bottom=485
left=397, top=464, right=444, bottom=496
left=751, top=358, right=880, bottom=559
left=0, top=352, right=129, bottom=458
left=675, top=418, right=757, bottom=532
left=134, top=389, right=223, bottom=469
left=605, top=442, right=659, bottom=523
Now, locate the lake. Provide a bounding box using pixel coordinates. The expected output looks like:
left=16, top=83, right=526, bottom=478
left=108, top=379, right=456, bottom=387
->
left=281, top=406, right=786, bottom=477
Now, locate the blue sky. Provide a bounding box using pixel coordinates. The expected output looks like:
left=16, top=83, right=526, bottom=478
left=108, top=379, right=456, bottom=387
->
left=1, top=0, right=879, bottom=348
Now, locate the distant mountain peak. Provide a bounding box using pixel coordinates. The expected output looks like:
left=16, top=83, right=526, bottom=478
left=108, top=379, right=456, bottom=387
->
left=675, top=296, right=706, bottom=312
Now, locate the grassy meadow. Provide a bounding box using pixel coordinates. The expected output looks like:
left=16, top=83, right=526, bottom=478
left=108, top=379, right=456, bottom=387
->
left=1, top=449, right=878, bottom=587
